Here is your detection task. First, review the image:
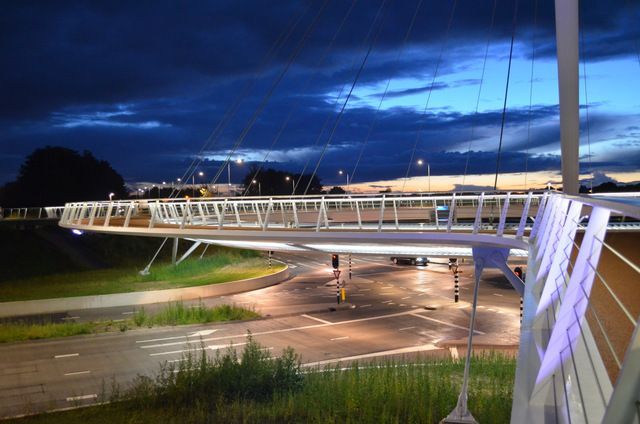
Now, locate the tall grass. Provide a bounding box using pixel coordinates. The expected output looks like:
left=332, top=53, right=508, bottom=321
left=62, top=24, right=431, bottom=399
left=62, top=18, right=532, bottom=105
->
left=133, top=302, right=260, bottom=326
left=0, top=302, right=259, bottom=343
left=10, top=339, right=516, bottom=424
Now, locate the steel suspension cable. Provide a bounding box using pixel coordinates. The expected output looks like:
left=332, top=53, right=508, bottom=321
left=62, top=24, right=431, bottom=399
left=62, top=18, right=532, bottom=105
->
left=209, top=0, right=330, bottom=188
left=293, top=3, right=387, bottom=194
left=142, top=5, right=312, bottom=273
left=169, top=3, right=311, bottom=199
left=524, top=0, right=538, bottom=191
left=349, top=0, right=425, bottom=186
left=303, top=0, right=391, bottom=195
left=461, top=0, right=497, bottom=192
left=492, top=0, right=520, bottom=191
left=242, top=0, right=359, bottom=196
left=400, top=0, right=458, bottom=192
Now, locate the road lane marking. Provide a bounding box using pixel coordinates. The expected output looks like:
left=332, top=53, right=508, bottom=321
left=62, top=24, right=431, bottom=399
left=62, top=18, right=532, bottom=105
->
left=122, top=311, right=135, bottom=315
left=64, top=371, right=90, bottom=376
left=301, top=314, right=332, bottom=325
left=189, top=329, right=218, bottom=337
left=401, top=296, right=411, bottom=300
left=409, top=314, right=486, bottom=335
left=136, top=330, right=224, bottom=344
left=61, top=316, right=80, bottom=321
left=54, top=353, right=79, bottom=359
left=330, top=336, right=349, bottom=341
left=381, top=300, right=393, bottom=304
left=302, top=344, right=439, bottom=367
left=142, top=310, right=435, bottom=349
left=66, top=394, right=97, bottom=402
left=149, top=342, right=247, bottom=357
left=358, top=288, right=371, bottom=292
left=493, top=293, right=504, bottom=297
left=398, top=326, right=415, bottom=331
left=359, top=304, right=371, bottom=308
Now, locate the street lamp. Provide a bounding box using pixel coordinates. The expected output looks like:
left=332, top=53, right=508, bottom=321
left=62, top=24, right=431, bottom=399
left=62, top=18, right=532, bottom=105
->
left=108, top=192, right=115, bottom=201
left=338, top=170, right=350, bottom=192
left=285, top=176, right=294, bottom=195
left=417, top=159, right=431, bottom=192
left=228, top=159, right=243, bottom=196
left=252, top=179, right=261, bottom=196
left=193, top=171, right=204, bottom=197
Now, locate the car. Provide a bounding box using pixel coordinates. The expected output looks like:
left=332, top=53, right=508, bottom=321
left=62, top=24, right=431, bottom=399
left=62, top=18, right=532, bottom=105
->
left=390, top=256, right=428, bottom=266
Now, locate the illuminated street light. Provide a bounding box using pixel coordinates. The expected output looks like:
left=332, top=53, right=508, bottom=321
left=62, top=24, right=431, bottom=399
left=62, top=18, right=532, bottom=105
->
left=108, top=192, right=115, bottom=201
left=193, top=172, right=204, bottom=197
left=417, top=159, right=431, bottom=192
left=338, top=170, right=350, bottom=192
left=252, top=179, right=261, bottom=196
left=285, top=176, right=294, bottom=195
left=228, top=159, right=243, bottom=187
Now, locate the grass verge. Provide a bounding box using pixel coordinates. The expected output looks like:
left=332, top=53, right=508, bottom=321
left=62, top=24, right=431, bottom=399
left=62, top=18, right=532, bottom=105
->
left=8, top=338, right=516, bottom=423
left=0, top=302, right=259, bottom=343
left=0, top=253, right=284, bottom=302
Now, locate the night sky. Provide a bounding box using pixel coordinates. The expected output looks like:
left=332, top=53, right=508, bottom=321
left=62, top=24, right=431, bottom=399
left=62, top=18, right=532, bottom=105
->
left=2, top=0, right=639, bottom=192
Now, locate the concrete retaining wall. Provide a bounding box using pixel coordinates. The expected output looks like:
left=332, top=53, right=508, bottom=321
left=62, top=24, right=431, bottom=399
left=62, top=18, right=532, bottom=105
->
left=0, top=263, right=289, bottom=318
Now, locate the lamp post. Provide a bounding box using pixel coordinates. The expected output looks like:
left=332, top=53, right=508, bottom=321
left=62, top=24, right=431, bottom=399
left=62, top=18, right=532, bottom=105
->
left=252, top=179, right=261, bottom=196
left=228, top=159, right=243, bottom=196
left=417, top=159, right=431, bottom=192
left=108, top=192, right=115, bottom=201
left=285, top=176, right=294, bottom=195
left=193, top=171, right=204, bottom=197
left=338, top=170, right=350, bottom=192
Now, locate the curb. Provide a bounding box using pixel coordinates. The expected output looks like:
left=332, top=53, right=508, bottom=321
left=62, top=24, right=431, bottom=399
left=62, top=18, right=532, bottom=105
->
left=0, top=262, right=289, bottom=318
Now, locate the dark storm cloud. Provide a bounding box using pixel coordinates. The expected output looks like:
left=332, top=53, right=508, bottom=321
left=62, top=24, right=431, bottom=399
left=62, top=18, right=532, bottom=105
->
left=1, top=0, right=638, bottom=186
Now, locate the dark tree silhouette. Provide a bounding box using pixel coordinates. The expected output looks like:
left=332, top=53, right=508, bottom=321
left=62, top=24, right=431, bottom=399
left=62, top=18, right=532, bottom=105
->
left=0, top=146, right=127, bottom=207
left=328, top=186, right=346, bottom=194
left=242, top=166, right=323, bottom=196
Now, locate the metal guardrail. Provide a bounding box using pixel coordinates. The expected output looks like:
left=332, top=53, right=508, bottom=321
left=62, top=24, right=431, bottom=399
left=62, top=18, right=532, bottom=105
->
left=59, top=192, right=545, bottom=236
left=0, top=206, right=65, bottom=220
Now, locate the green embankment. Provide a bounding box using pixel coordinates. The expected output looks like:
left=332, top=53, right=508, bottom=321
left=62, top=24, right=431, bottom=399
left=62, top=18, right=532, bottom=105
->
left=0, top=224, right=283, bottom=302
left=7, top=338, right=516, bottom=423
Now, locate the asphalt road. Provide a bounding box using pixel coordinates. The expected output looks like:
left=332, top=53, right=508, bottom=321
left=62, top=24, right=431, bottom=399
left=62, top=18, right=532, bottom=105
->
left=0, top=252, right=521, bottom=418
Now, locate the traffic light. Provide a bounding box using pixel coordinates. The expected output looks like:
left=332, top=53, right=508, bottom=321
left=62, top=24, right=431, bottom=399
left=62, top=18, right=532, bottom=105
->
left=332, top=254, right=339, bottom=269
left=514, top=267, right=523, bottom=281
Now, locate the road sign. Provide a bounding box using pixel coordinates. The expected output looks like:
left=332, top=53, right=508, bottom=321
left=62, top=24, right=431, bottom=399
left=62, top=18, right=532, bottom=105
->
left=333, top=269, right=341, bottom=280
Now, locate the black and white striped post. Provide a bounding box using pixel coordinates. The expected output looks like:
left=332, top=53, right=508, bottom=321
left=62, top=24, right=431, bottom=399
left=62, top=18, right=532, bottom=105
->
left=454, top=269, right=459, bottom=303
left=348, top=253, right=352, bottom=280
left=268, top=250, right=272, bottom=269
left=520, top=297, right=523, bottom=323
left=450, top=258, right=459, bottom=303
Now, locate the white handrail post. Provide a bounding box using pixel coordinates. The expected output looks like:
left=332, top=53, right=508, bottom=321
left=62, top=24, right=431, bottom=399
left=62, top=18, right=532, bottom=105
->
left=447, top=193, right=457, bottom=232
left=497, top=192, right=511, bottom=236
left=516, top=191, right=533, bottom=239
left=472, top=193, right=485, bottom=234
left=377, top=195, right=386, bottom=232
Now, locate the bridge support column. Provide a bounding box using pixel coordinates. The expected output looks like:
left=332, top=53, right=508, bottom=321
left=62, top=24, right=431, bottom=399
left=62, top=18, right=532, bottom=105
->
left=441, top=252, right=485, bottom=424
left=171, top=237, right=179, bottom=266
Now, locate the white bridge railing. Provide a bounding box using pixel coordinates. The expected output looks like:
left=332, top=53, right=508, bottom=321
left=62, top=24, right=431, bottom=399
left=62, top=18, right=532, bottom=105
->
left=59, top=191, right=545, bottom=235
left=1, top=206, right=64, bottom=220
